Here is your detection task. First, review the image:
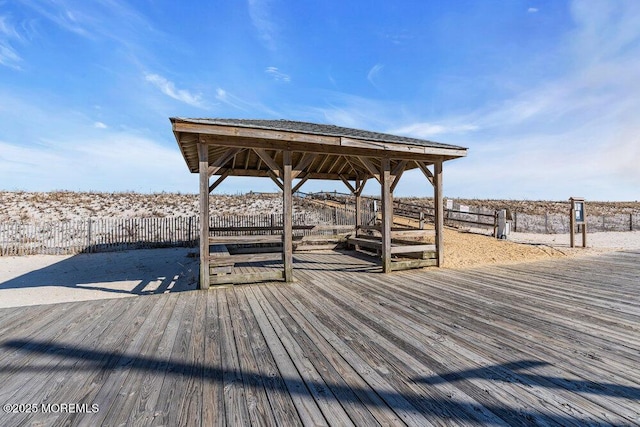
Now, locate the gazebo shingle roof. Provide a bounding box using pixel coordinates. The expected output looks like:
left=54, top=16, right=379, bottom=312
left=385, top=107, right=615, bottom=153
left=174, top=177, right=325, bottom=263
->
left=175, top=118, right=466, bottom=151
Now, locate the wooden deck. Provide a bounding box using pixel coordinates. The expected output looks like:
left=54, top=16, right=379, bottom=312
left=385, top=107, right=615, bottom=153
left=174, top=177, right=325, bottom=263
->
left=1, top=250, right=639, bottom=426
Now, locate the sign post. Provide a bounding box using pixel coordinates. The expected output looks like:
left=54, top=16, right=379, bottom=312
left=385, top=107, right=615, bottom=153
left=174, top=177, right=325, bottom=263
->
left=569, top=197, right=587, bottom=248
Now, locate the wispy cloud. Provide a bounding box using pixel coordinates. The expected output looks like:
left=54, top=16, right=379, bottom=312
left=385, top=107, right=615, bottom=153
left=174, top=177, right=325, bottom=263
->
left=0, top=92, right=192, bottom=192
left=215, top=88, right=251, bottom=112
left=19, top=0, right=93, bottom=38
left=94, top=121, right=108, bottom=129
left=300, top=91, right=400, bottom=131
left=407, top=0, right=640, bottom=199
left=0, top=15, right=23, bottom=69
left=367, top=63, right=384, bottom=89
left=248, top=0, right=278, bottom=50
left=265, top=66, right=290, bottom=82
left=391, top=122, right=479, bottom=139
left=145, top=73, right=204, bottom=108
left=527, top=8, right=539, bottom=14
left=0, top=135, right=192, bottom=192
left=19, top=0, right=165, bottom=59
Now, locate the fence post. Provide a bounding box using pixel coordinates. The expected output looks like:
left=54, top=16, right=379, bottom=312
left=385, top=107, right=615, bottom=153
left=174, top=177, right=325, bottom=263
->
left=545, top=212, right=549, bottom=234
left=87, top=218, right=92, bottom=253
left=631, top=213, right=634, bottom=231
left=602, top=215, right=605, bottom=232
left=270, top=214, right=275, bottom=234
left=18, top=222, right=23, bottom=256
left=513, top=211, right=517, bottom=232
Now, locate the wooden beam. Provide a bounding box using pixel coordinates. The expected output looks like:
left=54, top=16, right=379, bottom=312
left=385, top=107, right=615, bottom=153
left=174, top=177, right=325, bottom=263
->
left=381, top=158, right=392, bottom=273
left=209, top=235, right=282, bottom=244
left=339, top=174, right=356, bottom=194
left=268, top=171, right=284, bottom=191
left=197, top=143, right=210, bottom=290
left=390, top=169, right=404, bottom=193
left=390, top=160, right=408, bottom=193
left=292, top=176, right=309, bottom=194
left=415, top=161, right=434, bottom=186
left=215, top=168, right=367, bottom=181
left=210, top=271, right=284, bottom=285
left=390, top=258, right=437, bottom=271
left=316, top=154, right=332, bottom=174
left=341, top=136, right=467, bottom=157
left=434, top=160, right=443, bottom=267
left=335, top=158, right=350, bottom=175
left=207, top=147, right=241, bottom=177
left=195, top=133, right=451, bottom=163
left=283, top=150, right=294, bottom=282
left=326, top=155, right=344, bottom=174
left=244, top=149, right=251, bottom=170
left=174, top=121, right=340, bottom=145
left=344, top=157, right=368, bottom=176
left=208, top=170, right=229, bottom=193
left=390, top=244, right=436, bottom=254
left=355, top=177, right=368, bottom=196
left=358, top=157, right=381, bottom=184
left=254, top=148, right=283, bottom=177
left=391, top=160, right=408, bottom=177
left=292, top=153, right=316, bottom=179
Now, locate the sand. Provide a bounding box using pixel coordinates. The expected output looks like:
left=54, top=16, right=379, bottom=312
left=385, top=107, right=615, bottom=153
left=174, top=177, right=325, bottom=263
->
left=1, top=230, right=638, bottom=309
left=442, top=228, right=566, bottom=269
left=0, top=248, right=198, bottom=309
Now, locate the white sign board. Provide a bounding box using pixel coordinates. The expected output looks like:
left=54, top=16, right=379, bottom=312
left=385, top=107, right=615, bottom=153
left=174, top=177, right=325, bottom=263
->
left=446, top=199, right=453, bottom=210
left=459, top=204, right=469, bottom=213
left=574, top=202, right=584, bottom=222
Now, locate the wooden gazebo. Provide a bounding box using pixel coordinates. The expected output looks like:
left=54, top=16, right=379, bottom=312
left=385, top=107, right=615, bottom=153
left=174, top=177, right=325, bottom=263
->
left=171, top=118, right=467, bottom=289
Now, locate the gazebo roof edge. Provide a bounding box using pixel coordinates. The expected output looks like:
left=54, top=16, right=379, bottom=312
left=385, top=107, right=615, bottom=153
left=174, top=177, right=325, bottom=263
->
left=170, top=117, right=467, bottom=152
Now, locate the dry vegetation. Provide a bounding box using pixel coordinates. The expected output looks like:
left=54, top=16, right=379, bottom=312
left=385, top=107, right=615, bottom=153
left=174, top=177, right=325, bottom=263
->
left=1, top=191, right=638, bottom=223
left=0, top=191, right=318, bottom=222
left=400, top=197, right=640, bottom=216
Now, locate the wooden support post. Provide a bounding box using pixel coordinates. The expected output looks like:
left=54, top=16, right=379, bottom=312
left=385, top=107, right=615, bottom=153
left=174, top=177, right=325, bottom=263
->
left=434, top=160, right=444, bottom=267
left=381, top=158, right=392, bottom=273
left=283, top=150, right=294, bottom=282
left=582, top=208, right=587, bottom=248
left=355, top=178, right=361, bottom=237
left=198, top=143, right=210, bottom=289
left=570, top=208, right=575, bottom=248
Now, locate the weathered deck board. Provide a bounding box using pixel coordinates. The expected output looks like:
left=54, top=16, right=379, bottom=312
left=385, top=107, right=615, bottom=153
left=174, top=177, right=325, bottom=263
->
left=0, top=250, right=639, bottom=426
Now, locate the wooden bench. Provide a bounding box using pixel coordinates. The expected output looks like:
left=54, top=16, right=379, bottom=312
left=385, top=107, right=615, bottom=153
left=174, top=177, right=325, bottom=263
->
left=209, top=244, right=233, bottom=275
left=347, top=236, right=436, bottom=258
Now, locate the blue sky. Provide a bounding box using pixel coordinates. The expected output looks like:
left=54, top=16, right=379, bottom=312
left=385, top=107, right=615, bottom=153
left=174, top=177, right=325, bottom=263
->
left=1, top=0, right=639, bottom=200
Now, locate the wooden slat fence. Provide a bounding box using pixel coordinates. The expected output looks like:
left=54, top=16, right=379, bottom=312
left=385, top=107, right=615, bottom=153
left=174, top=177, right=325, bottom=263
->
left=0, top=217, right=199, bottom=256
left=0, top=206, right=358, bottom=257
left=512, top=212, right=640, bottom=233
